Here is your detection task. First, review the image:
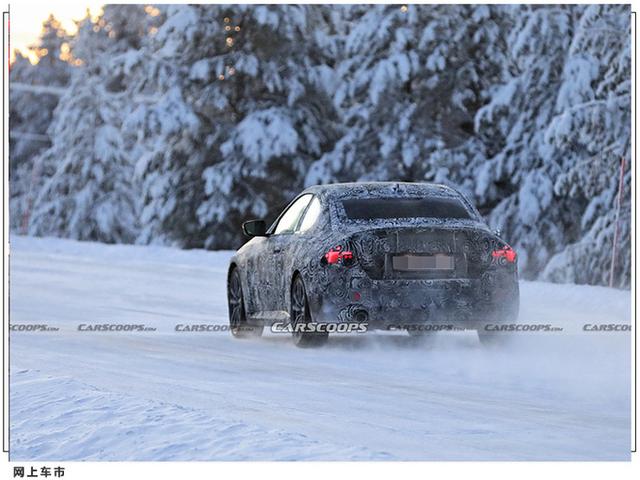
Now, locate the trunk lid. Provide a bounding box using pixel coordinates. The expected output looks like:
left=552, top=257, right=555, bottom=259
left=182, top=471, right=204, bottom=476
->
left=348, top=226, right=500, bottom=280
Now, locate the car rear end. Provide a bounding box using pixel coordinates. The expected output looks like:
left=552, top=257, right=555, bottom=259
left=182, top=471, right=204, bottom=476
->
left=306, top=185, right=519, bottom=332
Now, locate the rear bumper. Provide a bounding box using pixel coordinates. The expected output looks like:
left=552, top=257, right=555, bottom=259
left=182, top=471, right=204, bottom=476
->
left=306, top=270, right=519, bottom=330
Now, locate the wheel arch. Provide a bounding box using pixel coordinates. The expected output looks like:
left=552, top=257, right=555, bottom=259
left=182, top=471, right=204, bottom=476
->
left=288, top=269, right=303, bottom=315
left=288, top=268, right=323, bottom=324
left=227, top=261, right=238, bottom=281
left=227, top=261, right=251, bottom=316
left=227, top=262, right=240, bottom=294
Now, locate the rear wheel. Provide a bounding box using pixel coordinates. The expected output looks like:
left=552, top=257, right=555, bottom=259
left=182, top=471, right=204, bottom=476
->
left=291, top=275, right=328, bottom=348
left=406, top=328, right=437, bottom=346
left=477, top=330, right=510, bottom=347
left=477, top=296, right=519, bottom=347
left=227, top=268, right=264, bottom=338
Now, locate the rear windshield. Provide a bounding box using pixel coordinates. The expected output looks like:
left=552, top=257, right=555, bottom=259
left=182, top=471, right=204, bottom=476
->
left=341, top=197, right=472, bottom=221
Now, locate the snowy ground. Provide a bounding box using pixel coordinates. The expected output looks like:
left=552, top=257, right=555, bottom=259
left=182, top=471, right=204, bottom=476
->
left=8, top=236, right=632, bottom=461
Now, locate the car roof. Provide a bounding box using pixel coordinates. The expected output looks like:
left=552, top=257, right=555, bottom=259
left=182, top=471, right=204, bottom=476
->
left=301, top=181, right=461, bottom=199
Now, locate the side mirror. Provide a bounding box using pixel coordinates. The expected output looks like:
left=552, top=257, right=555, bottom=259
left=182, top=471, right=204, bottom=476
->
left=242, top=219, right=268, bottom=238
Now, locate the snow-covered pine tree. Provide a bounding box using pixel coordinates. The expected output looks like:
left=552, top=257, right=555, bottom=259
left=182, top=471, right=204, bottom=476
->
left=124, top=5, right=339, bottom=248
left=13, top=5, right=631, bottom=287
left=9, top=15, right=72, bottom=231
left=541, top=4, right=631, bottom=287
left=468, top=4, right=631, bottom=286
left=27, top=7, right=151, bottom=242
left=28, top=74, right=138, bottom=242
left=196, top=5, right=341, bottom=248
left=117, top=4, right=223, bottom=247
left=470, top=5, right=580, bottom=278
left=305, top=4, right=509, bottom=186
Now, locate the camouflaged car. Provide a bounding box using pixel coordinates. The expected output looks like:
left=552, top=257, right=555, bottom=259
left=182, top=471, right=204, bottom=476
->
left=227, top=182, right=519, bottom=347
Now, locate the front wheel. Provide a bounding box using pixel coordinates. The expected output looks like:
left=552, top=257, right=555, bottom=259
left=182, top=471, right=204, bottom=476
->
left=290, top=275, right=328, bottom=348
left=227, top=268, right=264, bottom=339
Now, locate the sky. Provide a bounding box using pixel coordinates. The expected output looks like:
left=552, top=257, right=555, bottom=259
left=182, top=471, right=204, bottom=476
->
left=11, top=1, right=104, bottom=63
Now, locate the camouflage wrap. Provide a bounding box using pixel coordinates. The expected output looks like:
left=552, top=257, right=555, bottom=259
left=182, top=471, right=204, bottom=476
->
left=229, top=182, right=519, bottom=330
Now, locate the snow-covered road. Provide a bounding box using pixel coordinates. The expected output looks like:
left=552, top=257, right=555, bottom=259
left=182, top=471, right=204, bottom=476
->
left=9, top=236, right=632, bottom=460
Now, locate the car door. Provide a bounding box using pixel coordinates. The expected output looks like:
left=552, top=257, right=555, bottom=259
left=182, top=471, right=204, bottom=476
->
left=256, top=194, right=313, bottom=316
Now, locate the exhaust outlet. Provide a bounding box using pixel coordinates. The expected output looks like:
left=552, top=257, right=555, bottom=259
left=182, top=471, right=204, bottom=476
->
left=353, top=309, right=368, bottom=323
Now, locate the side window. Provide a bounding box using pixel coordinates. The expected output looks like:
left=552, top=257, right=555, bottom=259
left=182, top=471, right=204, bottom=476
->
left=273, top=194, right=312, bottom=234
left=298, top=196, right=322, bottom=233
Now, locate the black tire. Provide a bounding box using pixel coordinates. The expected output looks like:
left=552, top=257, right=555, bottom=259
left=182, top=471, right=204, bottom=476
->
left=406, top=328, right=437, bottom=346
left=290, top=275, right=328, bottom=348
left=407, top=328, right=436, bottom=337
left=227, top=268, right=264, bottom=339
left=477, top=294, right=519, bottom=347
left=477, top=330, right=510, bottom=347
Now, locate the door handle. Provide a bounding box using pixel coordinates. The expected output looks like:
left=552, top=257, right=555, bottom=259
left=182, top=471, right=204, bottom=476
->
left=273, top=248, right=283, bottom=254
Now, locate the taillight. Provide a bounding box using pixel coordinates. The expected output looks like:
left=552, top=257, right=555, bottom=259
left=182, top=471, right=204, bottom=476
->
left=492, top=245, right=516, bottom=264
left=322, top=245, right=355, bottom=267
